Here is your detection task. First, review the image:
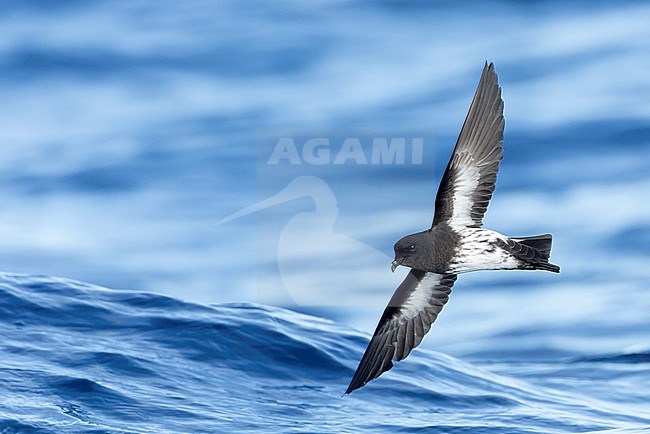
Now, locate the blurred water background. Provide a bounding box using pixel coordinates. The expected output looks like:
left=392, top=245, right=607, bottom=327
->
left=0, top=1, right=649, bottom=432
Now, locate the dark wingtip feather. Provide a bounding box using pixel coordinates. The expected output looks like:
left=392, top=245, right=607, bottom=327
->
left=346, top=353, right=387, bottom=394
left=345, top=335, right=395, bottom=394
left=482, top=61, right=496, bottom=77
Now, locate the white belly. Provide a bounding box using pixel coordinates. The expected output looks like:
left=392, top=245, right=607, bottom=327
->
left=448, top=228, right=520, bottom=273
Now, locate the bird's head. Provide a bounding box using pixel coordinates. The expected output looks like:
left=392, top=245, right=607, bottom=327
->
left=391, top=233, right=427, bottom=272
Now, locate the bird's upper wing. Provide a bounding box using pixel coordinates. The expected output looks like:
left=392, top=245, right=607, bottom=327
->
left=346, top=270, right=457, bottom=394
left=432, top=62, right=504, bottom=230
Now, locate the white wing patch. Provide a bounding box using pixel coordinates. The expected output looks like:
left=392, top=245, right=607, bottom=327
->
left=448, top=153, right=481, bottom=231
left=400, top=272, right=443, bottom=319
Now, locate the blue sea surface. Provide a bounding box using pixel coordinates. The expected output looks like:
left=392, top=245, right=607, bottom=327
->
left=1, top=273, right=649, bottom=433
left=0, top=1, right=649, bottom=432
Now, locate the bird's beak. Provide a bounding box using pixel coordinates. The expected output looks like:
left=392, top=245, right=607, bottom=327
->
left=391, top=258, right=403, bottom=273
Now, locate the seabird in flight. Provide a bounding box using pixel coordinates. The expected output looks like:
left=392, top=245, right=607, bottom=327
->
left=346, top=63, right=560, bottom=394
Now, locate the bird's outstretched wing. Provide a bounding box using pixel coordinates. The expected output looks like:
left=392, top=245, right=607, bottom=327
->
left=346, top=270, right=457, bottom=394
left=432, top=62, right=504, bottom=230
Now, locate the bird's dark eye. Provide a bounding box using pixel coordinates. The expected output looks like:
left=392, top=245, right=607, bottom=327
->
left=408, top=245, right=416, bottom=252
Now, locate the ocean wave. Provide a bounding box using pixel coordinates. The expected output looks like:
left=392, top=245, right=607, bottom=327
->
left=1, top=273, right=649, bottom=433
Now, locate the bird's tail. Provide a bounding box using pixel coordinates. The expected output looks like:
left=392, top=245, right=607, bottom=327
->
left=512, top=234, right=553, bottom=259
left=510, top=234, right=560, bottom=273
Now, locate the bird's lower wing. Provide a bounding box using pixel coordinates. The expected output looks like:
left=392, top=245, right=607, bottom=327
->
left=346, top=270, right=457, bottom=394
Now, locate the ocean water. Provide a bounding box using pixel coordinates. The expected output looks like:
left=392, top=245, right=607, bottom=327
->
left=0, top=1, right=649, bottom=432
left=1, top=273, right=649, bottom=433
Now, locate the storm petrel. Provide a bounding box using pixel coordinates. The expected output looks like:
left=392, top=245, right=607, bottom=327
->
left=346, top=63, right=560, bottom=394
